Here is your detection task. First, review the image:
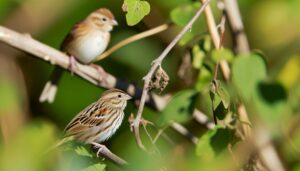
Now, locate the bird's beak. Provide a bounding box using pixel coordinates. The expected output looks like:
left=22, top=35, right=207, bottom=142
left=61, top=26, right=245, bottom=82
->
left=126, top=94, right=132, bottom=100
left=111, top=19, right=118, bottom=26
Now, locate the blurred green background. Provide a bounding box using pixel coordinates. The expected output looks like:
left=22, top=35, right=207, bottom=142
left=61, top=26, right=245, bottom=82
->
left=0, top=0, right=299, bottom=171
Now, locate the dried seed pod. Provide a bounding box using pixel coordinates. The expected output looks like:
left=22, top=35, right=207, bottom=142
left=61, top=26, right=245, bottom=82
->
left=148, top=66, right=169, bottom=92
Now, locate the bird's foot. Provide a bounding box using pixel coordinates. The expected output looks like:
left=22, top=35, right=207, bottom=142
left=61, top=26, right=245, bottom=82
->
left=90, top=64, right=108, bottom=85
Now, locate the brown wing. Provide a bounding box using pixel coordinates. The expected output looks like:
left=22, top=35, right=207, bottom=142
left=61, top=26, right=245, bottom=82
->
left=60, top=21, right=88, bottom=51
left=64, top=101, right=109, bottom=136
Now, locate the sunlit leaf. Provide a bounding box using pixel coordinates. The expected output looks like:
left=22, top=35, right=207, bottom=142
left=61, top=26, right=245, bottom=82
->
left=192, top=45, right=205, bottom=69
left=123, top=0, right=150, bottom=26
left=195, top=66, right=212, bottom=91
left=232, top=54, right=266, bottom=101
left=157, top=89, right=199, bottom=127
left=211, top=48, right=234, bottom=63
left=82, top=163, right=106, bottom=171
left=277, top=55, right=300, bottom=88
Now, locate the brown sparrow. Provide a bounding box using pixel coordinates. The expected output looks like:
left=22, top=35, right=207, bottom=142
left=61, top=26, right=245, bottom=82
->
left=39, top=8, right=118, bottom=103
left=64, top=89, right=131, bottom=156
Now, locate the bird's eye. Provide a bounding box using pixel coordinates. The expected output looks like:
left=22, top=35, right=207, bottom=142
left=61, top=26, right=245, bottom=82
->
left=118, top=94, right=122, bottom=98
left=102, top=17, right=107, bottom=22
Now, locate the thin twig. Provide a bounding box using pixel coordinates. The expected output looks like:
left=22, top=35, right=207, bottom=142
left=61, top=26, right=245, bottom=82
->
left=200, top=0, right=230, bottom=81
left=131, top=0, right=211, bottom=150
left=97, top=23, right=169, bottom=61
left=213, top=15, right=226, bottom=81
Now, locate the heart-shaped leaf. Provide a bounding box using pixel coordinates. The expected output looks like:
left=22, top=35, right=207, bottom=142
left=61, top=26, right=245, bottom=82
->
left=232, top=54, right=266, bottom=101
left=123, top=0, right=150, bottom=26
left=196, top=126, right=236, bottom=161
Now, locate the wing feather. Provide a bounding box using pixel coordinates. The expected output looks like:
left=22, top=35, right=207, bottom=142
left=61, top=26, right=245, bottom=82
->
left=64, top=101, right=109, bottom=137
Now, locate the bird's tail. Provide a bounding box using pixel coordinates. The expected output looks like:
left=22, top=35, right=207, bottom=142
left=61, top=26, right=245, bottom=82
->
left=39, top=66, right=64, bottom=103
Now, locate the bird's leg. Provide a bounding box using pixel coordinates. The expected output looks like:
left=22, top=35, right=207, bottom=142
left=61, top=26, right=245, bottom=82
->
left=91, top=142, right=106, bottom=158
left=90, top=64, right=108, bottom=85
left=68, top=55, right=78, bottom=75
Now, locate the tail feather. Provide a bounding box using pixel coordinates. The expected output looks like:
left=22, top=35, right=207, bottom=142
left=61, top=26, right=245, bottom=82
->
left=39, top=66, right=64, bottom=103
left=39, top=82, right=58, bottom=103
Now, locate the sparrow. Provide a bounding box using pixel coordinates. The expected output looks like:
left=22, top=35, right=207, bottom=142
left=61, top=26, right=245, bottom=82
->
left=39, top=8, right=118, bottom=103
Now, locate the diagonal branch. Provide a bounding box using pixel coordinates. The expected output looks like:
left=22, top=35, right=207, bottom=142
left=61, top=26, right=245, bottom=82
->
left=97, top=23, right=170, bottom=61
left=91, top=144, right=128, bottom=166
left=131, top=0, right=212, bottom=150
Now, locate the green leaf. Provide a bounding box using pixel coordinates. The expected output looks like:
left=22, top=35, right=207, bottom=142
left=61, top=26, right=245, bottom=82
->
left=254, top=81, right=287, bottom=130
left=211, top=48, right=234, bottom=63
left=232, top=54, right=267, bottom=101
left=202, top=36, right=212, bottom=52
left=123, top=0, right=150, bottom=26
left=157, top=89, right=199, bottom=127
left=82, top=163, right=106, bottom=171
left=217, top=85, right=230, bottom=109
left=210, top=80, right=230, bottom=120
left=192, top=45, right=205, bottom=69
left=170, top=2, right=205, bottom=45
left=210, top=80, right=230, bottom=109
left=75, top=146, right=93, bottom=158
left=195, top=66, right=212, bottom=91
left=196, top=126, right=236, bottom=161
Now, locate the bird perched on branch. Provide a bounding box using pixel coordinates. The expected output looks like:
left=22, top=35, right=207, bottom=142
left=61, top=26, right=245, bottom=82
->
left=39, top=8, right=118, bottom=103
left=53, top=89, right=131, bottom=156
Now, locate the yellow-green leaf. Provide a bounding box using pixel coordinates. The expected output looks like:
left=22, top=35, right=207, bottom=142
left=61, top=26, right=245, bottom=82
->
left=124, top=0, right=150, bottom=26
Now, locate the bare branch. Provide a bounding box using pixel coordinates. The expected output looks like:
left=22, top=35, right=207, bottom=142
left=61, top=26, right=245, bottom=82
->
left=131, top=0, right=212, bottom=150
left=91, top=144, right=128, bottom=166
left=222, top=0, right=250, bottom=54
left=171, top=123, right=199, bottom=144
left=193, top=110, right=215, bottom=129
left=254, top=126, right=286, bottom=171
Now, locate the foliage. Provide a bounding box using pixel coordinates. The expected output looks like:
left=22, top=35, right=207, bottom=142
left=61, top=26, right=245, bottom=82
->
left=123, top=0, right=150, bottom=26
left=0, top=0, right=300, bottom=171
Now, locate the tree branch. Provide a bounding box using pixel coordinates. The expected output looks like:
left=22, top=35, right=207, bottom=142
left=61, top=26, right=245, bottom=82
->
left=91, top=144, right=128, bottom=166
left=223, top=0, right=250, bottom=54
left=131, top=0, right=211, bottom=150
left=97, top=23, right=170, bottom=61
